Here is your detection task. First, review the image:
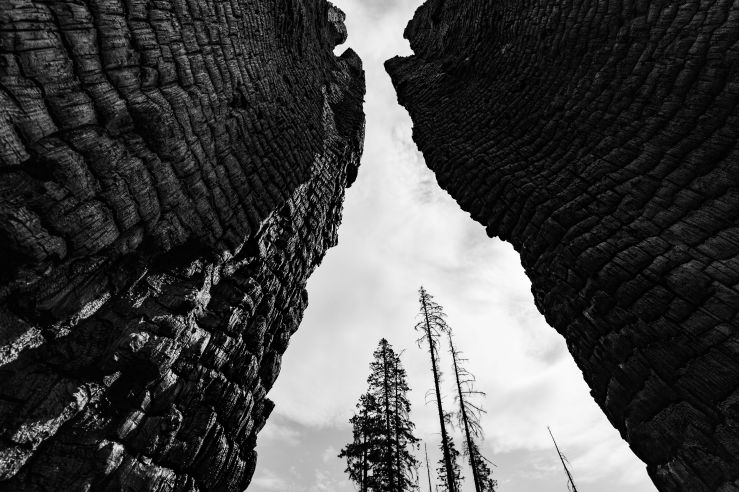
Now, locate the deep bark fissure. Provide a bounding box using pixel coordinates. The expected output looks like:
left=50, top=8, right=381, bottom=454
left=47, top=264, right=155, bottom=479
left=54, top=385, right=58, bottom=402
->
left=0, top=0, right=365, bottom=489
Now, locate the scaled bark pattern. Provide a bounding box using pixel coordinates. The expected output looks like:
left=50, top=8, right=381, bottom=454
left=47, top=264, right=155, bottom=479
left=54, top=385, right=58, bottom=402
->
left=386, top=1, right=739, bottom=491
left=0, top=0, right=364, bottom=489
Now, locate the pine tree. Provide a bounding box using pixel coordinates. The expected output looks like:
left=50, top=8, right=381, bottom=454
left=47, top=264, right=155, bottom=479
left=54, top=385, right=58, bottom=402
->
left=340, top=339, right=420, bottom=491
left=339, top=392, right=383, bottom=491
left=448, top=334, right=497, bottom=491
left=436, top=430, right=462, bottom=492
left=416, top=287, right=457, bottom=492
left=391, top=349, right=420, bottom=489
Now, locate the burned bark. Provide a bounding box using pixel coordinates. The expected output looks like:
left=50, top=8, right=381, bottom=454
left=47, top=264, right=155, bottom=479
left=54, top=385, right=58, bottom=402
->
left=387, top=1, right=739, bottom=490
left=0, top=0, right=365, bottom=489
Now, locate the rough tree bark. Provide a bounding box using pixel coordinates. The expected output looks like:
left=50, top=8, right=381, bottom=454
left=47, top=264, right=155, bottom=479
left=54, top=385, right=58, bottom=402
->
left=386, top=1, right=739, bottom=491
left=0, top=0, right=365, bottom=490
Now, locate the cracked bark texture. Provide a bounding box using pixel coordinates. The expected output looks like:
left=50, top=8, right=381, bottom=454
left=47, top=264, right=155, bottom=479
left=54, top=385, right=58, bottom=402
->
left=0, top=0, right=365, bottom=489
left=386, top=1, right=739, bottom=491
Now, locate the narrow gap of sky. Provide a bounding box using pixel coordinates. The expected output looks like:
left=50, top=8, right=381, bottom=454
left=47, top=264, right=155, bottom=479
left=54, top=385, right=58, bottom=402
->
left=250, top=1, right=658, bottom=491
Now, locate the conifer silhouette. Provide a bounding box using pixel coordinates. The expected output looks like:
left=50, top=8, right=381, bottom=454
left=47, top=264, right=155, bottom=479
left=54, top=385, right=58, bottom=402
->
left=340, top=339, right=420, bottom=491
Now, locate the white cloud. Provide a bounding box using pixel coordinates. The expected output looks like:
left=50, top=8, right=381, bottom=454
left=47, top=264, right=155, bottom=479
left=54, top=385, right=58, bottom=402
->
left=258, top=420, right=302, bottom=447
left=250, top=469, right=290, bottom=491
left=308, top=469, right=352, bottom=492
left=321, top=446, right=338, bottom=464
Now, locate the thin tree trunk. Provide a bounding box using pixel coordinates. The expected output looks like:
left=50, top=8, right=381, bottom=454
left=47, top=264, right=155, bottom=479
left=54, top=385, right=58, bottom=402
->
left=395, top=369, right=402, bottom=490
left=420, top=293, right=456, bottom=492
left=362, top=404, right=368, bottom=492
left=425, top=443, right=433, bottom=492
left=548, top=427, right=578, bottom=492
left=450, top=336, right=482, bottom=491
left=382, top=342, right=396, bottom=491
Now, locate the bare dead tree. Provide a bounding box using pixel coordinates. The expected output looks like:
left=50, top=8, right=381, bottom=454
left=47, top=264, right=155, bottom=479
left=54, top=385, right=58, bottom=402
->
left=548, top=426, right=579, bottom=492
left=448, top=334, right=497, bottom=491
left=416, top=286, right=456, bottom=492
left=425, top=443, right=433, bottom=492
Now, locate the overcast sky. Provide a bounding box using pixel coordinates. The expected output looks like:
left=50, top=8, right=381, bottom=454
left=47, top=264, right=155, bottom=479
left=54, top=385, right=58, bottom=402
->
left=250, top=1, right=658, bottom=491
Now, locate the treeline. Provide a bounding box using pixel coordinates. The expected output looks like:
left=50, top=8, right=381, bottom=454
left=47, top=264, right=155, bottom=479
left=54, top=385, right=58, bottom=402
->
left=339, top=287, right=497, bottom=492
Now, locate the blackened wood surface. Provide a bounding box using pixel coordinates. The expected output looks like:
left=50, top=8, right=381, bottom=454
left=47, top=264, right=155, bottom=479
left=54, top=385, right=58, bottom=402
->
left=0, top=0, right=365, bottom=489
left=386, top=1, right=739, bottom=490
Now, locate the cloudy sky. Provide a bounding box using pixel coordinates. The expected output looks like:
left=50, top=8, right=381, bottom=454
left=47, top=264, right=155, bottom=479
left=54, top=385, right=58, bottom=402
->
left=250, top=0, right=658, bottom=491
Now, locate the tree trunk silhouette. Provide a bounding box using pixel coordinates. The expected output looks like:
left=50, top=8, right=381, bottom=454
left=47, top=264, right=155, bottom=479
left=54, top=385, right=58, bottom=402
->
left=548, top=427, right=578, bottom=492
left=417, top=287, right=456, bottom=492
left=395, top=369, right=403, bottom=487
left=449, top=336, right=482, bottom=492
left=425, top=443, right=434, bottom=492
left=362, top=404, right=369, bottom=492
left=382, top=341, right=397, bottom=491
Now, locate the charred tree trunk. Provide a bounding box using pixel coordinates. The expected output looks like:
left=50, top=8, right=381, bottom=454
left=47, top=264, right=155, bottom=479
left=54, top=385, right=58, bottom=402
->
left=387, top=1, right=739, bottom=489
left=0, top=0, right=365, bottom=490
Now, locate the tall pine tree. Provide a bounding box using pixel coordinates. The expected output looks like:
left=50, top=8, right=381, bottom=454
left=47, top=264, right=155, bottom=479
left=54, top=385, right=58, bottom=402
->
left=448, top=334, right=497, bottom=491
left=340, top=339, right=420, bottom=491
left=416, top=287, right=457, bottom=492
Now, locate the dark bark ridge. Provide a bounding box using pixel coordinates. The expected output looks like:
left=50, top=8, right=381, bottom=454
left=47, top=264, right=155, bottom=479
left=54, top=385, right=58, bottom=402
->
left=386, top=1, right=739, bottom=491
left=0, top=0, right=364, bottom=489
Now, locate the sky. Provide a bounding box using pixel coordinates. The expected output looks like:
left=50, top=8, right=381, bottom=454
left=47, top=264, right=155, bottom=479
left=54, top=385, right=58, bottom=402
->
left=250, top=0, right=659, bottom=491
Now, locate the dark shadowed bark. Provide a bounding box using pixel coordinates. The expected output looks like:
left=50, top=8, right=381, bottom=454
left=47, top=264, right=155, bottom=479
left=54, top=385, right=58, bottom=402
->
left=387, top=1, right=739, bottom=490
left=0, top=0, right=365, bottom=489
